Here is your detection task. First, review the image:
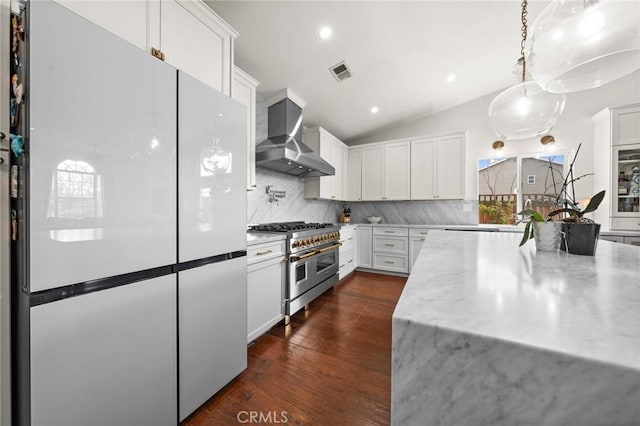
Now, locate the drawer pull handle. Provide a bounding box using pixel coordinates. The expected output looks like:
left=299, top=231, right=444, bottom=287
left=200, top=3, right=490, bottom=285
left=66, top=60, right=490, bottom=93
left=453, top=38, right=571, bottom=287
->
left=421, top=232, right=428, bottom=235
left=339, top=264, right=345, bottom=268
left=384, top=231, right=395, bottom=233
left=348, top=237, right=353, bottom=241
left=256, top=250, right=272, bottom=255
left=348, top=260, right=353, bottom=263
left=384, top=243, right=395, bottom=247
left=384, top=261, right=395, bottom=264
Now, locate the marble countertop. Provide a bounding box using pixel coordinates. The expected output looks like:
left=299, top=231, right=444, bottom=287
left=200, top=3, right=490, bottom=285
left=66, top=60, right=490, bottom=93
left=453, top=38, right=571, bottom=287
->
left=350, top=222, right=640, bottom=236
left=394, top=230, right=640, bottom=370
left=246, top=232, right=287, bottom=246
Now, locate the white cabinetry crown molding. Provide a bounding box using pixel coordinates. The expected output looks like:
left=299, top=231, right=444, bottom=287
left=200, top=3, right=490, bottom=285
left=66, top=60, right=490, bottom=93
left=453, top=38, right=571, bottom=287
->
left=179, top=0, right=239, bottom=38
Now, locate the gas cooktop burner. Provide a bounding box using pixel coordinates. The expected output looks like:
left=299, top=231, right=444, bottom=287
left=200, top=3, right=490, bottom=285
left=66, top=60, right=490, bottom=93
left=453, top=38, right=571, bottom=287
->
left=249, top=221, right=335, bottom=233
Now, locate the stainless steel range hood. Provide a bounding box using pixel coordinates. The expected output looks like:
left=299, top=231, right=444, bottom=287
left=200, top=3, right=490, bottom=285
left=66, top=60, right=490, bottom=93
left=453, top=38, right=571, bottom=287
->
left=255, top=94, right=335, bottom=177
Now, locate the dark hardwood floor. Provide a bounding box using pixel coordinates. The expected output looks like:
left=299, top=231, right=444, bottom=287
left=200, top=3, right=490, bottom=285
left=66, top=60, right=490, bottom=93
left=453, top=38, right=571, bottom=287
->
left=183, top=271, right=407, bottom=426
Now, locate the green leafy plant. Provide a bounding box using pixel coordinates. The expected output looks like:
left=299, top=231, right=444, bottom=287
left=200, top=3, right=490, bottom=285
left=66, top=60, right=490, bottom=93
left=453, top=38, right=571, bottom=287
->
left=517, top=143, right=606, bottom=247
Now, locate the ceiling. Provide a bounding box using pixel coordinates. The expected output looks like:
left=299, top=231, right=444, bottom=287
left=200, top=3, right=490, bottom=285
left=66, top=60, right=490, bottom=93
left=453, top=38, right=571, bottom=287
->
left=207, top=1, right=550, bottom=143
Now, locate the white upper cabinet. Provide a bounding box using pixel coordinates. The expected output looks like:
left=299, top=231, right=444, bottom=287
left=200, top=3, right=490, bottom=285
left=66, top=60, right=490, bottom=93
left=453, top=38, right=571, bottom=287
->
left=411, top=134, right=465, bottom=200
left=342, top=146, right=350, bottom=202
left=53, top=0, right=152, bottom=52
left=160, top=0, right=237, bottom=95
left=410, top=139, right=436, bottom=199
left=361, top=142, right=410, bottom=200
left=304, top=127, right=346, bottom=200
left=52, top=0, right=237, bottom=95
left=384, top=142, right=411, bottom=200
left=348, top=147, right=363, bottom=201
left=362, top=145, right=385, bottom=200
left=231, top=66, right=260, bottom=190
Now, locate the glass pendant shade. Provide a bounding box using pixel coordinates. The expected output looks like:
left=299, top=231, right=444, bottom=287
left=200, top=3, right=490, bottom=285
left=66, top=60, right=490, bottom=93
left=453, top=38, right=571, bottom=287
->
left=488, top=81, right=566, bottom=141
left=525, top=0, right=640, bottom=93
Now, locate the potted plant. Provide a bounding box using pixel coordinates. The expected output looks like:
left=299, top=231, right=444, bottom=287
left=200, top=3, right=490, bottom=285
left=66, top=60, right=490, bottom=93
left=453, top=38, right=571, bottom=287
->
left=518, top=143, right=606, bottom=255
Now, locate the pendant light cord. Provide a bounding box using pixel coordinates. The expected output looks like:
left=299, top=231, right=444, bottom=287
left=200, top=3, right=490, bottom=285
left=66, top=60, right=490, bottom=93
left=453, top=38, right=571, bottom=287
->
left=520, top=0, right=528, bottom=83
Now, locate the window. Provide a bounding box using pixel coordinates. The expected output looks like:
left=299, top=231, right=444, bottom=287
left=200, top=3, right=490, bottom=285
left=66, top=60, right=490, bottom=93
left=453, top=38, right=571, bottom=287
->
left=48, top=159, right=103, bottom=219
left=478, top=153, right=566, bottom=224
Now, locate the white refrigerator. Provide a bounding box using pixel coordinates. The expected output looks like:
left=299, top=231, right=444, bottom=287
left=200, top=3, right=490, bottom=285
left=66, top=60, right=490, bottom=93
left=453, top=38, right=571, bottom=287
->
left=15, top=1, right=247, bottom=425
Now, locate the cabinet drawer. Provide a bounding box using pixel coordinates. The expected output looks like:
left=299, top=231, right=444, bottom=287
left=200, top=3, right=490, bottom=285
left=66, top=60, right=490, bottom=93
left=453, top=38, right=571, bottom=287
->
left=247, top=240, right=286, bottom=265
left=340, top=233, right=356, bottom=252
left=373, top=227, right=408, bottom=236
left=339, top=248, right=356, bottom=279
left=373, top=253, right=408, bottom=273
left=373, top=236, right=408, bottom=255
left=409, top=228, right=430, bottom=237
left=611, top=217, right=640, bottom=231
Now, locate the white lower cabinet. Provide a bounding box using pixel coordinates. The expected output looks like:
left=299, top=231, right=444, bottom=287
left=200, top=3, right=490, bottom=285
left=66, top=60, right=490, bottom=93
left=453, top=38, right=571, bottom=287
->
left=339, top=226, right=357, bottom=279
left=247, top=239, right=286, bottom=343
left=409, top=228, right=430, bottom=272
left=357, top=225, right=373, bottom=269
left=372, top=227, right=408, bottom=273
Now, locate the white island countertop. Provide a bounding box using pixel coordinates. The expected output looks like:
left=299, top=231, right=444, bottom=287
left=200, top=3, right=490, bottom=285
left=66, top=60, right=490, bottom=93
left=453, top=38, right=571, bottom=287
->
left=392, top=230, right=640, bottom=426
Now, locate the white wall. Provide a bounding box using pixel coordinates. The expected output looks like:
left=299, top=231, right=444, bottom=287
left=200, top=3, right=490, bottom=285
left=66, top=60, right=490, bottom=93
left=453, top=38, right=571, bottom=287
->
left=350, top=71, right=640, bottom=203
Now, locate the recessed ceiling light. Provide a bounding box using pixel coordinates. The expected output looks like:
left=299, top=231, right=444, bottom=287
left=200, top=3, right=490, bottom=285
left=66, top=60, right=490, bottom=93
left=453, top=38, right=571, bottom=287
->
left=446, top=74, right=456, bottom=83
left=319, top=27, right=332, bottom=40
left=370, top=106, right=379, bottom=114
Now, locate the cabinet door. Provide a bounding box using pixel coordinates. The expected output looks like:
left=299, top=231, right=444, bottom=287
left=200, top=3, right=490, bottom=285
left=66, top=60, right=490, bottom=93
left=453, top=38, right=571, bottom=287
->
left=342, top=146, right=350, bottom=202
left=409, top=236, right=426, bottom=273
left=357, top=226, right=372, bottom=269
left=331, top=139, right=344, bottom=200
left=435, top=135, right=465, bottom=199
left=612, top=105, right=640, bottom=146
left=161, top=0, right=233, bottom=94
left=53, top=0, right=152, bottom=52
left=612, top=144, right=640, bottom=219
left=348, top=148, right=363, bottom=201
left=411, top=138, right=436, bottom=199
left=247, top=257, right=285, bottom=343
left=384, top=142, right=411, bottom=200
left=232, top=66, right=259, bottom=190
left=362, top=146, right=384, bottom=200
left=318, top=137, right=333, bottom=199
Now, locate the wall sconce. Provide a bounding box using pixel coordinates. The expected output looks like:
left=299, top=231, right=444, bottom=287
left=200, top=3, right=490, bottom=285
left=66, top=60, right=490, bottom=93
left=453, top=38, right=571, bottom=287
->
left=540, top=135, right=556, bottom=146
left=492, top=140, right=505, bottom=151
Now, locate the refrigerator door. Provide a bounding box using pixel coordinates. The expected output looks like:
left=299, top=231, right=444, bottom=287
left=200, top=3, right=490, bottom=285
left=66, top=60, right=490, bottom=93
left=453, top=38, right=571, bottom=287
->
left=29, top=1, right=177, bottom=292
left=30, top=275, right=177, bottom=425
left=178, top=71, right=247, bottom=262
left=179, top=257, right=247, bottom=421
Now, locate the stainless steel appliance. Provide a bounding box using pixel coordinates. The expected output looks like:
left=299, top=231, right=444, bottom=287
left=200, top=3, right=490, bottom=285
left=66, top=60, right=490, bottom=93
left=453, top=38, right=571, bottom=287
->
left=249, top=222, right=340, bottom=323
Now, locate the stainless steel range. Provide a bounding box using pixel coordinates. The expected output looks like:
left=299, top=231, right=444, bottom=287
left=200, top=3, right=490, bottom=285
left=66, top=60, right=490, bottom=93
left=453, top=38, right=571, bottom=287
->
left=248, top=222, right=341, bottom=323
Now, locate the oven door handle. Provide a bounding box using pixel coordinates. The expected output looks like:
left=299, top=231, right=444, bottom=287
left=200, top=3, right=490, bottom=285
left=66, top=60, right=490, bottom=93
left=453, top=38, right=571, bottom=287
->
left=316, top=242, right=342, bottom=254
left=291, top=250, right=320, bottom=262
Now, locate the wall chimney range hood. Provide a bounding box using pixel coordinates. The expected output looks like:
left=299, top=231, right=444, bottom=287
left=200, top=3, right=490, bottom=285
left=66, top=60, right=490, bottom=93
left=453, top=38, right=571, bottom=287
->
left=255, top=89, right=335, bottom=177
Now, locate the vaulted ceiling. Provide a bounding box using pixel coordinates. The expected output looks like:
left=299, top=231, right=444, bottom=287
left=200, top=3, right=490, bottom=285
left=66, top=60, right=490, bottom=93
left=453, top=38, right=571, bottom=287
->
left=207, top=1, right=551, bottom=143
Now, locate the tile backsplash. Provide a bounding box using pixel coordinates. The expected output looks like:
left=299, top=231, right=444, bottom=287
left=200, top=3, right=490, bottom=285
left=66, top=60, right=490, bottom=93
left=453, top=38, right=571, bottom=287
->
left=346, top=200, right=478, bottom=225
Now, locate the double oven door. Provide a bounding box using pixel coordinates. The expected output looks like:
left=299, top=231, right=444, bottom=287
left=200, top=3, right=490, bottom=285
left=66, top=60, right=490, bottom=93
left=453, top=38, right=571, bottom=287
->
left=288, top=242, right=340, bottom=300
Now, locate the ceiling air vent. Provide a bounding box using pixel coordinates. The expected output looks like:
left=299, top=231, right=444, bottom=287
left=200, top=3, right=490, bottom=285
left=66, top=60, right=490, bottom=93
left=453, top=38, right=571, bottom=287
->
left=330, top=61, right=352, bottom=82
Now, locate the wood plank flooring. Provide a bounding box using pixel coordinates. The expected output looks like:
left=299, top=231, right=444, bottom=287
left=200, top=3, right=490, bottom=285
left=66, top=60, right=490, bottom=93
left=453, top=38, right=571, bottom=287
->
left=183, top=271, right=407, bottom=426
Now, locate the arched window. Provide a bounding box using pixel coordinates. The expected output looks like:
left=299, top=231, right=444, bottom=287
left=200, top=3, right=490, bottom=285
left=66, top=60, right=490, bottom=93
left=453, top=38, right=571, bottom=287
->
left=48, top=159, right=103, bottom=219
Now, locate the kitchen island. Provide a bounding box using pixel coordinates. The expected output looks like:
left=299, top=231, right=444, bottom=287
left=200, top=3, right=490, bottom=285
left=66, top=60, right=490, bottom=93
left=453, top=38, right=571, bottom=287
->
left=392, top=230, right=640, bottom=425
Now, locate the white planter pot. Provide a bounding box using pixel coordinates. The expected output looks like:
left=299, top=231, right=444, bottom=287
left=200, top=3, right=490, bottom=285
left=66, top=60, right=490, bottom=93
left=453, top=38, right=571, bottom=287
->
left=532, top=221, right=563, bottom=252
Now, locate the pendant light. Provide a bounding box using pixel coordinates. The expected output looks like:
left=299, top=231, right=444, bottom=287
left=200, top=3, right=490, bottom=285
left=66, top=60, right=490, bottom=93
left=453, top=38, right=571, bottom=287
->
left=525, top=0, right=640, bottom=93
left=488, top=0, right=566, bottom=141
